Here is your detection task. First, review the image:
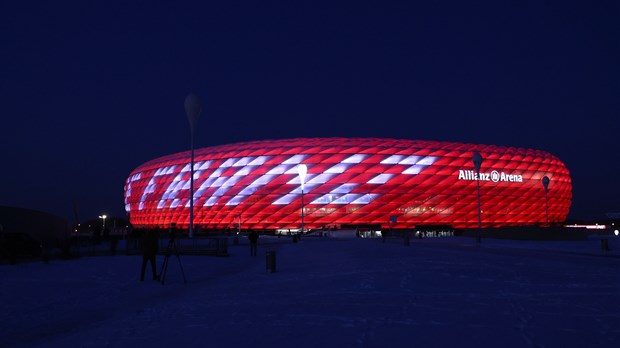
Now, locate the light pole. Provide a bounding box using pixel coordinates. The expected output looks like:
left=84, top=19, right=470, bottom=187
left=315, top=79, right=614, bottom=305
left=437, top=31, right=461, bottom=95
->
left=472, top=152, right=483, bottom=243
left=237, top=214, right=241, bottom=235
left=298, top=163, right=307, bottom=237
left=98, top=214, right=107, bottom=233
left=542, top=176, right=550, bottom=226
left=184, top=93, right=202, bottom=238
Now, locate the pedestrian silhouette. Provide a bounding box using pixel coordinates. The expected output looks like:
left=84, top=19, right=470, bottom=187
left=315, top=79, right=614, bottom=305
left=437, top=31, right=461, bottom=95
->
left=248, top=230, right=259, bottom=256
left=140, top=229, right=159, bottom=281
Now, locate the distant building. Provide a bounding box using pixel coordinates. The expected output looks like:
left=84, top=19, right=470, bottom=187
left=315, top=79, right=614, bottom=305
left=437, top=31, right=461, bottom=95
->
left=124, top=138, right=572, bottom=230
left=0, top=206, right=70, bottom=243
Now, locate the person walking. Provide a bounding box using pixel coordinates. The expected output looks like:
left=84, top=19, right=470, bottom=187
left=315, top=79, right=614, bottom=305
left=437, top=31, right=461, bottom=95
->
left=248, top=230, right=259, bottom=256
left=140, top=229, right=160, bottom=281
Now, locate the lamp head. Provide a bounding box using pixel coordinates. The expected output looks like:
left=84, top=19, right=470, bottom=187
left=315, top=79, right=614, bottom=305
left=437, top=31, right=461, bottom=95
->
left=298, top=164, right=307, bottom=191
left=472, top=152, right=483, bottom=173
left=184, top=93, right=203, bottom=129
left=542, top=176, right=550, bottom=191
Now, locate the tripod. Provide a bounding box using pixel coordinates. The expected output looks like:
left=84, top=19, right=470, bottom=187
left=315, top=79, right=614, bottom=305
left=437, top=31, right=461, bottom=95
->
left=159, top=232, right=187, bottom=285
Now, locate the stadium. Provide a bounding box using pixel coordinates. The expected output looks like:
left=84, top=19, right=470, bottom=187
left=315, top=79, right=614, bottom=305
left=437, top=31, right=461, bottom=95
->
left=124, top=138, right=571, bottom=232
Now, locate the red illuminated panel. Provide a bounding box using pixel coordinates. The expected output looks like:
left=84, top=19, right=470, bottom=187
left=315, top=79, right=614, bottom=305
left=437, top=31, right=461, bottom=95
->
left=124, top=138, right=572, bottom=229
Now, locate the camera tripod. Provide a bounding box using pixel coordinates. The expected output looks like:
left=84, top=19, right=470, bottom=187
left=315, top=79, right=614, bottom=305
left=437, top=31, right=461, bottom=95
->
left=159, top=233, right=187, bottom=285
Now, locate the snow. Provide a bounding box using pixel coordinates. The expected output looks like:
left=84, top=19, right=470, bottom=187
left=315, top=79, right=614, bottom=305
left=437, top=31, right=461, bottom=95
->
left=1, top=235, right=619, bottom=347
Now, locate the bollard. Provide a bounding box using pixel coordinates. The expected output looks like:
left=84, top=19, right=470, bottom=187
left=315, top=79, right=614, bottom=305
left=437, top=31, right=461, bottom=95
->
left=601, top=238, right=609, bottom=252
left=266, top=251, right=276, bottom=273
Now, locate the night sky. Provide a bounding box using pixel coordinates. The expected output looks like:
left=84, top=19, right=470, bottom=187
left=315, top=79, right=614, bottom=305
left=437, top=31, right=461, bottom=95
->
left=1, top=1, right=618, bottom=224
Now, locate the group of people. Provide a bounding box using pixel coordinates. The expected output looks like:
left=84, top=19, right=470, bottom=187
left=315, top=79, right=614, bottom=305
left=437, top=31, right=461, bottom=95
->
left=138, top=229, right=261, bottom=281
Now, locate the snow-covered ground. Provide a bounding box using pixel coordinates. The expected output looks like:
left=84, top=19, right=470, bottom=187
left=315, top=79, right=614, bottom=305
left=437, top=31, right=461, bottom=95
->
left=1, top=234, right=619, bottom=348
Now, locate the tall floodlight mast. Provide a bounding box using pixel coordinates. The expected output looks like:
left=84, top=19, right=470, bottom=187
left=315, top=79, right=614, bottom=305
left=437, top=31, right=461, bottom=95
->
left=542, top=176, right=550, bottom=226
left=298, top=163, right=307, bottom=236
left=184, top=93, right=202, bottom=238
left=472, top=152, right=483, bottom=243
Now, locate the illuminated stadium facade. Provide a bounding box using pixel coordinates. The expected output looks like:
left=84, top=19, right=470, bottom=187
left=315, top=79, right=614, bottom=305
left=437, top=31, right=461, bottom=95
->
left=124, top=138, right=572, bottom=230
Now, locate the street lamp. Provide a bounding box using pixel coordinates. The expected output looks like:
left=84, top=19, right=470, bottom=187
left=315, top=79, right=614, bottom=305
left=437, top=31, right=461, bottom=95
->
left=185, top=93, right=202, bottom=238
left=98, top=214, right=107, bottom=232
left=472, top=152, right=483, bottom=243
left=237, top=214, right=241, bottom=235
left=542, top=176, right=550, bottom=226
left=298, top=163, right=307, bottom=236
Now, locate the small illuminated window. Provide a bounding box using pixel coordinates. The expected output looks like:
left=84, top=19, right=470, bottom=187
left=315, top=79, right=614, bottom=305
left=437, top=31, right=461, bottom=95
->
left=332, top=194, right=362, bottom=204
left=368, top=173, right=394, bottom=184
left=311, top=194, right=338, bottom=205
left=350, top=194, right=379, bottom=204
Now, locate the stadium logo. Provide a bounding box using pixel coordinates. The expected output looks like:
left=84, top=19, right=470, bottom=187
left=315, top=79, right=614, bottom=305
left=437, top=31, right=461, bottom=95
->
left=458, top=170, right=523, bottom=183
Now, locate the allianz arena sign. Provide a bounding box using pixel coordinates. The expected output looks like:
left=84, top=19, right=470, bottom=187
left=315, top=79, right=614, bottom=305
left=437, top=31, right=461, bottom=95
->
left=457, top=170, right=524, bottom=183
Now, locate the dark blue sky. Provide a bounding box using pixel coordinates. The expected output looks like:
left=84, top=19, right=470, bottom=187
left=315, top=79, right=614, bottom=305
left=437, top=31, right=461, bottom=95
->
left=1, top=0, right=618, bottom=223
